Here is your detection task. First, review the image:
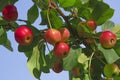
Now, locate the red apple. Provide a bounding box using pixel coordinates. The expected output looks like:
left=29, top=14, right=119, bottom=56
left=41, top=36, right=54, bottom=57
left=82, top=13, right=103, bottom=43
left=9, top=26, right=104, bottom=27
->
left=86, top=19, right=97, bottom=31
left=51, top=61, right=63, bottom=73
left=45, top=29, right=61, bottom=45
left=54, top=42, right=70, bottom=59
left=2, top=5, right=18, bottom=22
left=99, top=31, right=117, bottom=48
left=59, top=28, right=70, bottom=42
left=14, top=25, right=34, bottom=45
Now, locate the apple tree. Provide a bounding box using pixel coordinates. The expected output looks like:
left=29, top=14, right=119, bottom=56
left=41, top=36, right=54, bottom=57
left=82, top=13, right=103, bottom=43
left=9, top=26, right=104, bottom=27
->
left=0, top=0, right=120, bottom=80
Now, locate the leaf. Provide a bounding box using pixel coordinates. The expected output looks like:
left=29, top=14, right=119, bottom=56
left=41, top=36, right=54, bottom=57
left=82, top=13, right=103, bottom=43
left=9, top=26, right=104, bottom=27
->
left=38, top=42, right=49, bottom=73
left=97, top=8, right=114, bottom=25
left=27, top=4, right=39, bottom=24
left=98, top=44, right=119, bottom=64
left=0, top=31, right=7, bottom=44
left=78, top=53, right=89, bottom=64
left=59, top=0, right=76, bottom=8
left=111, top=24, right=120, bottom=33
left=0, top=27, right=5, bottom=37
left=101, top=20, right=115, bottom=31
left=40, top=10, right=48, bottom=25
left=114, top=40, right=120, bottom=56
left=91, top=2, right=114, bottom=25
left=3, top=39, right=13, bottom=51
left=32, top=0, right=48, bottom=10
left=27, top=45, right=41, bottom=79
left=49, top=10, right=63, bottom=29
left=0, top=0, right=18, bottom=11
left=63, top=47, right=82, bottom=70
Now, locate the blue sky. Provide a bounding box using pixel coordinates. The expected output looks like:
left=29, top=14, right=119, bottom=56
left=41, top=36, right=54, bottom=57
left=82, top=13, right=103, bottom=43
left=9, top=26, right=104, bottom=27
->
left=0, top=0, right=120, bottom=80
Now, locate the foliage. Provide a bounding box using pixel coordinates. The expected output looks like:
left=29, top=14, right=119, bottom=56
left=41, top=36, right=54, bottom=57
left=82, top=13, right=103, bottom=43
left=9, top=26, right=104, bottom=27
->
left=0, top=0, right=120, bottom=80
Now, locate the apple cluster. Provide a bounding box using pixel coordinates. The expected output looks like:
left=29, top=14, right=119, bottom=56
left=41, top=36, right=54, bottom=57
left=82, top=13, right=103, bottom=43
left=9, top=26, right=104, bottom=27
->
left=2, top=5, right=34, bottom=46
left=45, top=28, right=70, bottom=73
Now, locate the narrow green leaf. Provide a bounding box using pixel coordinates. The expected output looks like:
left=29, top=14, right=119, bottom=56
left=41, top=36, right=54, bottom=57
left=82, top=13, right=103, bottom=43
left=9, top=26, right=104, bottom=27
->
left=27, top=4, right=39, bottom=24
left=111, top=24, right=120, bottom=33
left=101, top=20, right=115, bottom=31
left=0, top=31, right=7, bottom=44
left=40, top=10, right=47, bottom=25
left=38, top=42, right=50, bottom=73
left=59, top=0, right=76, bottom=8
left=0, top=27, right=4, bottom=36
left=98, top=44, right=119, bottom=64
left=27, top=45, right=41, bottom=79
left=63, top=47, right=82, bottom=70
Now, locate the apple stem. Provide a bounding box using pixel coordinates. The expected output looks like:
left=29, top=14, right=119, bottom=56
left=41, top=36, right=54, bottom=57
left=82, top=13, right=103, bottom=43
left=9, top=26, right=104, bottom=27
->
left=88, top=51, right=95, bottom=80
left=47, top=1, right=53, bottom=29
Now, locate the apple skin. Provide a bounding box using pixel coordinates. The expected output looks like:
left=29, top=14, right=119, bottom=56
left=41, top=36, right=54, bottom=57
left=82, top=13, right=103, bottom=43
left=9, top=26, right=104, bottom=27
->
left=104, top=64, right=119, bottom=78
left=59, top=28, right=70, bottom=42
left=51, top=61, right=63, bottom=73
left=99, top=31, right=117, bottom=49
left=54, top=42, right=70, bottom=59
left=2, top=5, right=18, bottom=22
left=14, top=25, right=34, bottom=45
left=45, top=29, right=61, bottom=45
left=86, top=19, right=97, bottom=31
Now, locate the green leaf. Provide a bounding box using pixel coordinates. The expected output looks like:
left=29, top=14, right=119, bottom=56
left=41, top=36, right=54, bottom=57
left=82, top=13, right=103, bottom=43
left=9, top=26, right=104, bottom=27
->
left=91, top=2, right=114, bottom=25
left=41, top=10, right=63, bottom=29
left=78, top=53, right=89, bottom=64
left=101, top=20, right=115, bottom=31
left=3, top=39, right=13, bottom=51
left=49, top=10, right=63, bottom=29
left=97, top=8, right=114, bottom=25
left=27, top=45, right=41, bottom=79
left=38, top=42, right=49, bottom=73
left=0, top=31, right=7, bottom=44
left=59, top=0, right=76, bottom=8
left=32, top=0, right=48, bottom=10
left=114, top=40, right=120, bottom=56
left=111, top=24, right=120, bottom=33
left=0, top=0, right=18, bottom=12
left=63, top=47, right=82, bottom=70
left=40, top=10, right=47, bottom=25
left=98, top=44, right=119, bottom=64
left=27, top=4, right=39, bottom=24
left=0, top=27, right=5, bottom=36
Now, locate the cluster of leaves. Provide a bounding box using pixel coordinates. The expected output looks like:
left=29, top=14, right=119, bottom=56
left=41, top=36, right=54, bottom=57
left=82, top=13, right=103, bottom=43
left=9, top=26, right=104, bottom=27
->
left=1, top=0, right=120, bottom=80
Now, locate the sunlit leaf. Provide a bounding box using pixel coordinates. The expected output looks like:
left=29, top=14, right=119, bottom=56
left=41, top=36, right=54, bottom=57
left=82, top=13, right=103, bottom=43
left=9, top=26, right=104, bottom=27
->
left=98, top=44, right=119, bottom=64
left=101, top=20, right=115, bottom=31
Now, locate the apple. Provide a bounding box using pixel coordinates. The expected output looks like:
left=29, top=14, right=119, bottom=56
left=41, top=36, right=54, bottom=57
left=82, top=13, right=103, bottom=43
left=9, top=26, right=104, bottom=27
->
left=72, top=66, right=80, bottom=76
left=51, top=61, right=63, bottom=73
left=99, top=31, right=117, bottom=49
left=45, top=29, right=61, bottom=45
left=104, top=63, right=119, bottom=78
left=86, top=19, right=97, bottom=31
left=54, top=42, right=70, bottom=59
left=14, top=25, right=34, bottom=45
left=59, top=28, right=70, bottom=42
left=2, top=5, right=18, bottom=22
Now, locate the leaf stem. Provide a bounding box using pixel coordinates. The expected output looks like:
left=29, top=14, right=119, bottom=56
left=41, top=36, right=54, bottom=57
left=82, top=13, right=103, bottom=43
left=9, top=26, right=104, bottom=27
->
left=88, top=51, right=95, bottom=80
